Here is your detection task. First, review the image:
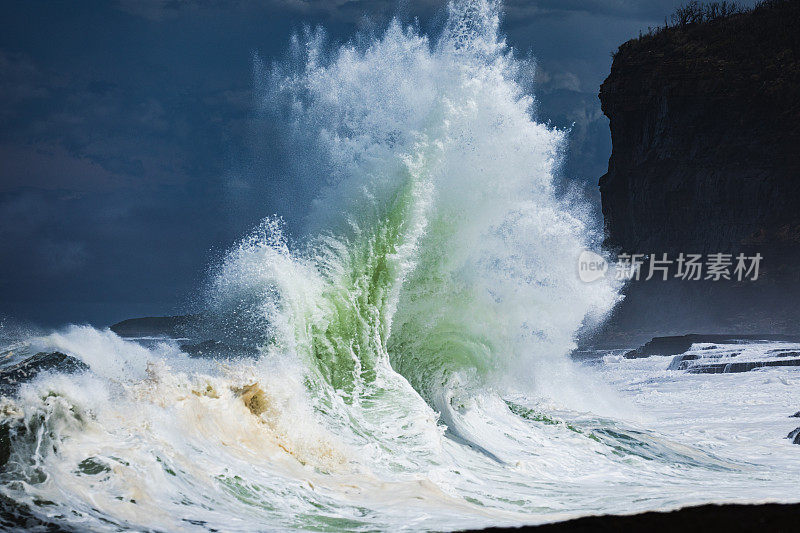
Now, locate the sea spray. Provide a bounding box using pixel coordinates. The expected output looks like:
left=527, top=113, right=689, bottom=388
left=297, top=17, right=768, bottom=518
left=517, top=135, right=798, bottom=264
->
left=213, top=0, right=619, bottom=408
left=5, top=2, right=789, bottom=532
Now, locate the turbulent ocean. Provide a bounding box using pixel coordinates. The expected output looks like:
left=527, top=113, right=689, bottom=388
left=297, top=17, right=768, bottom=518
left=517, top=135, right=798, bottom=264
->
left=1, top=1, right=799, bottom=530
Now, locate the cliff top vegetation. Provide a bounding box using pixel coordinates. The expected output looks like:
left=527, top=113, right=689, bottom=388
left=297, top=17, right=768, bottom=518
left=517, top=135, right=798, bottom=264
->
left=621, top=0, right=797, bottom=51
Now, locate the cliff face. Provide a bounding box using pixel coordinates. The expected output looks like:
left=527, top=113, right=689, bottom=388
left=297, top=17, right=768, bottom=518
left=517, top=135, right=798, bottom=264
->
left=599, top=0, right=800, bottom=263
left=593, top=1, right=800, bottom=344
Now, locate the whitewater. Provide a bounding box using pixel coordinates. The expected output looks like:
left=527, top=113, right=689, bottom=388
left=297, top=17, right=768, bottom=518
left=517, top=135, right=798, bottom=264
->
left=1, top=1, right=799, bottom=530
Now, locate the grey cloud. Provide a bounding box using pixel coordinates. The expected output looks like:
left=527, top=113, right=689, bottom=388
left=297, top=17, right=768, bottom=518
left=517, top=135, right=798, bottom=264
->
left=116, top=0, right=443, bottom=24
left=504, top=0, right=761, bottom=24
left=114, top=0, right=222, bottom=21
left=37, top=239, right=89, bottom=274
left=506, top=0, right=683, bottom=22
left=535, top=66, right=582, bottom=93
left=0, top=51, right=64, bottom=120
left=0, top=143, right=124, bottom=192
left=3, top=0, right=726, bottom=326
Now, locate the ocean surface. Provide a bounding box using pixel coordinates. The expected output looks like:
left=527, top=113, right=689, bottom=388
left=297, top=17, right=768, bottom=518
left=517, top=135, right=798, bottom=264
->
left=1, top=1, right=799, bottom=530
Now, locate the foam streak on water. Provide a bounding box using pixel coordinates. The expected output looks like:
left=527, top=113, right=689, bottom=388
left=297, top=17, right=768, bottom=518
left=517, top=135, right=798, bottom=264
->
left=1, top=1, right=798, bottom=531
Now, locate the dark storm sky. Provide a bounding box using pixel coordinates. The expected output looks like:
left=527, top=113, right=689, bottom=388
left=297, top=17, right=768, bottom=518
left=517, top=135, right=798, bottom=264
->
left=0, top=0, right=753, bottom=327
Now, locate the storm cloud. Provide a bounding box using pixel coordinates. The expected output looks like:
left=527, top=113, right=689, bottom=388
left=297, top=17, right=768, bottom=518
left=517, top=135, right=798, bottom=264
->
left=0, top=0, right=758, bottom=326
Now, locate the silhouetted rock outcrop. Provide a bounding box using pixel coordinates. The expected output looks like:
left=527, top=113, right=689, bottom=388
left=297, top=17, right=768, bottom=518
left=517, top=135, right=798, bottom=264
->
left=623, top=333, right=800, bottom=359
left=686, top=358, right=800, bottom=374
left=471, top=501, right=800, bottom=532
left=594, top=0, right=800, bottom=343
left=110, top=315, right=200, bottom=338
left=0, top=352, right=88, bottom=396
left=600, top=0, right=800, bottom=259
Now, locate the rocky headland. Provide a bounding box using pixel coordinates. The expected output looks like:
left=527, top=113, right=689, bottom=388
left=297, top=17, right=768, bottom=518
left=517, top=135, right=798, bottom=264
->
left=593, top=0, right=800, bottom=345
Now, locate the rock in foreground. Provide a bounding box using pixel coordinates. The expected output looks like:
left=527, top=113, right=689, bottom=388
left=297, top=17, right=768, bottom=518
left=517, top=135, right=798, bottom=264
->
left=0, top=352, right=88, bottom=396
left=470, top=502, right=800, bottom=532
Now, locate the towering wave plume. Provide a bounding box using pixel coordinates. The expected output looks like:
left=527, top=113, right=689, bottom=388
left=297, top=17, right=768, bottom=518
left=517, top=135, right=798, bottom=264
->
left=209, top=0, right=619, bottom=409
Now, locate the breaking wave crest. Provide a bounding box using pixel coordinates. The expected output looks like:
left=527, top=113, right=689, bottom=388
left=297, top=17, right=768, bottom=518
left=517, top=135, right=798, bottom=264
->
left=7, top=2, right=792, bottom=531
left=208, top=0, right=617, bottom=408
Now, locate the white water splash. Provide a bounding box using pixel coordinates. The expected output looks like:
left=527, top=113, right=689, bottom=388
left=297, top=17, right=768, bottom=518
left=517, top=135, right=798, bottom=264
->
left=2, top=2, right=797, bottom=531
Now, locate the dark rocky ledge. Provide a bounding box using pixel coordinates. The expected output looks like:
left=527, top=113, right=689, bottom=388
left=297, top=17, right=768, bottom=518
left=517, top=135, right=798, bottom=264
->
left=109, top=314, right=200, bottom=338
left=687, top=358, right=800, bottom=374
left=623, top=333, right=800, bottom=359
left=468, top=502, right=800, bottom=532
left=110, top=315, right=261, bottom=358
left=0, top=351, right=88, bottom=396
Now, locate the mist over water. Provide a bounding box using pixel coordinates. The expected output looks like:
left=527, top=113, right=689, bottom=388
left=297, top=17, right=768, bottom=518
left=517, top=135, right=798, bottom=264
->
left=1, top=1, right=799, bottom=531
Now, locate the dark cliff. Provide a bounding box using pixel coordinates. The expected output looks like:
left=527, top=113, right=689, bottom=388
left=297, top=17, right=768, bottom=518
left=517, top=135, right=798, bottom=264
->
left=600, top=0, right=800, bottom=257
left=594, top=0, right=800, bottom=344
